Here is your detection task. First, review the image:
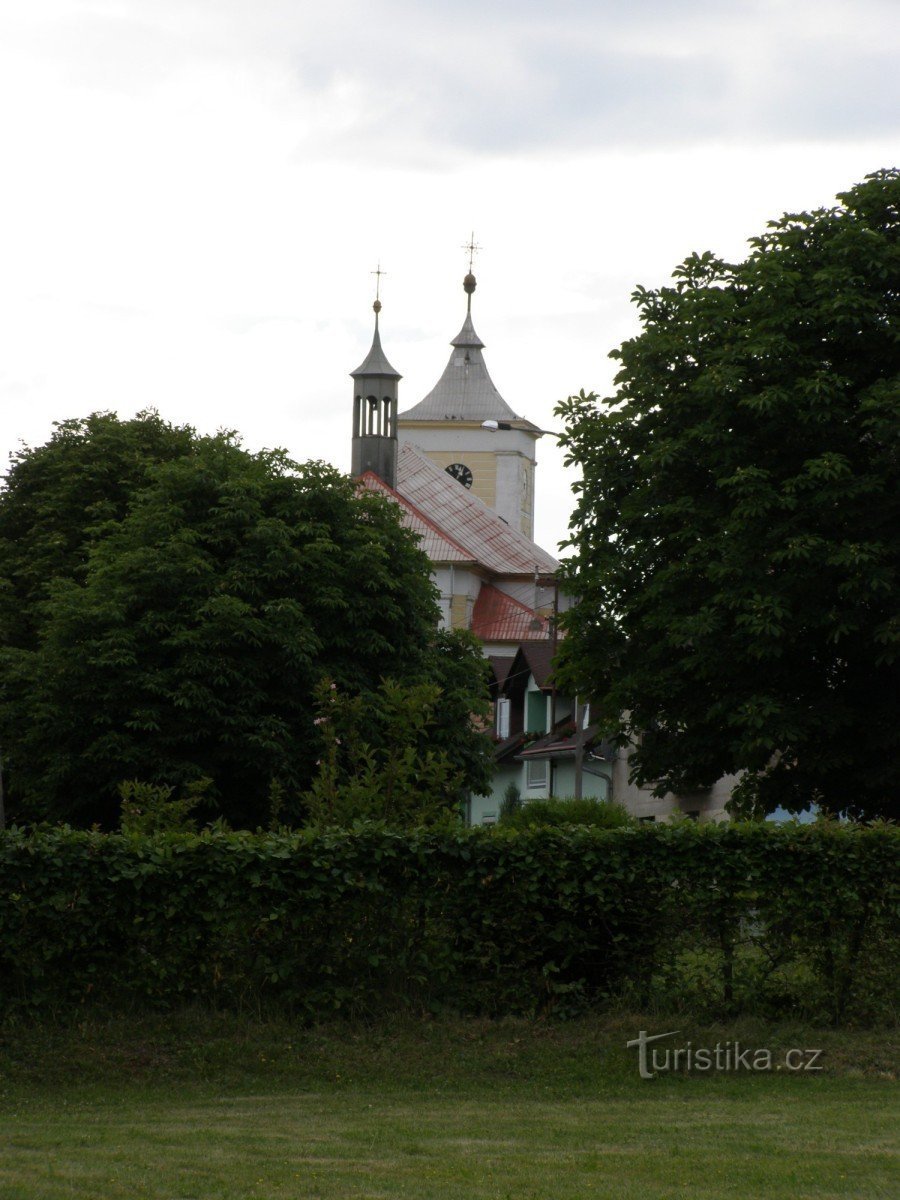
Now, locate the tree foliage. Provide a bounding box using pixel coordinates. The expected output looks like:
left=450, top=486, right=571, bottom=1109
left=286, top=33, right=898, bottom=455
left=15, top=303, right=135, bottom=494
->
left=0, top=412, right=492, bottom=828
left=303, top=677, right=473, bottom=828
left=556, top=170, right=900, bottom=820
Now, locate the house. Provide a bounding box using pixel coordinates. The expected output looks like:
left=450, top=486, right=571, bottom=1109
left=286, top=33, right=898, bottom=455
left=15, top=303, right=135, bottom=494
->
left=472, top=641, right=617, bottom=825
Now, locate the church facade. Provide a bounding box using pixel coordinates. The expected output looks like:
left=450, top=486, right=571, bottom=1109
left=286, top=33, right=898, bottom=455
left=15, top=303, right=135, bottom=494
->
left=349, top=267, right=731, bottom=825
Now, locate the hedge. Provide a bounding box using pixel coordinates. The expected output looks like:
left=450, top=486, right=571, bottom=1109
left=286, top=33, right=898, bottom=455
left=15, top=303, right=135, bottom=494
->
left=0, top=823, right=897, bottom=1023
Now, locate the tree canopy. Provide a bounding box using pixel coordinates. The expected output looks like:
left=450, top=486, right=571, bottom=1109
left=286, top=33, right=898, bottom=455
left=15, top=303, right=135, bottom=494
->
left=0, top=412, right=492, bottom=828
left=556, top=169, right=900, bottom=821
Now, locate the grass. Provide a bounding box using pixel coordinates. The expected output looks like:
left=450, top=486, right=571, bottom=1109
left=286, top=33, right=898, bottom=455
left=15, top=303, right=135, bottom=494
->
left=0, top=1012, right=897, bottom=1199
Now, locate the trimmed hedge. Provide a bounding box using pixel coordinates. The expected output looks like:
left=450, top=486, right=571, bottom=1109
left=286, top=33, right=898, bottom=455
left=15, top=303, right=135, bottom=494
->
left=0, top=823, right=897, bottom=1023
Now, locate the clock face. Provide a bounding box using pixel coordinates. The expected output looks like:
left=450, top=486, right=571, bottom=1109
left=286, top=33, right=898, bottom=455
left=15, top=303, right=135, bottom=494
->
left=446, top=462, right=473, bottom=489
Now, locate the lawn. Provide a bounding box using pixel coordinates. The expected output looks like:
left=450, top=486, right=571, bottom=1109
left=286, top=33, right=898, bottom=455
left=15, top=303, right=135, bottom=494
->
left=0, top=1014, right=896, bottom=1199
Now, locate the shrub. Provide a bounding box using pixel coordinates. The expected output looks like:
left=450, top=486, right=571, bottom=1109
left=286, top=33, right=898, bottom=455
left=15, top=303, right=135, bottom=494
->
left=498, top=783, right=521, bottom=820
left=0, top=822, right=895, bottom=1023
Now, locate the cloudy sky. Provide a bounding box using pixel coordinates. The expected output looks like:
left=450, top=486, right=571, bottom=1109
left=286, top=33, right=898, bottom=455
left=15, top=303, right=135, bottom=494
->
left=1, top=0, right=897, bottom=553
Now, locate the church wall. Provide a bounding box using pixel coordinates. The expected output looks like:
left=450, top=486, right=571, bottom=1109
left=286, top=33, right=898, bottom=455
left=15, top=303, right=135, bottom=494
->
left=412, top=449, right=498, bottom=508
left=494, top=452, right=533, bottom=536
left=433, top=565, right=481, bottom=631
left=398, top=423, right=536, bottom=458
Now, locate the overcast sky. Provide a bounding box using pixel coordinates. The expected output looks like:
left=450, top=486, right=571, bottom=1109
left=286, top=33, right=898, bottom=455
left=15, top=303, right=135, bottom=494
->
left=1, top=0, right=897, bottom=553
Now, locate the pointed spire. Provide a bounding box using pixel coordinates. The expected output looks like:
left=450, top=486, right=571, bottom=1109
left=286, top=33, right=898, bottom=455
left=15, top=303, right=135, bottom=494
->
left=399, top=244, right=518, bottom=422
left=351, top=268, right=401, bottom=379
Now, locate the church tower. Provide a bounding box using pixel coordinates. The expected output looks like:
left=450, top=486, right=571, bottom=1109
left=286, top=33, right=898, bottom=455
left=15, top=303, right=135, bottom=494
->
left=397, top=252, right=541, bottom=538
left=350, top=285, right=401, bottom=488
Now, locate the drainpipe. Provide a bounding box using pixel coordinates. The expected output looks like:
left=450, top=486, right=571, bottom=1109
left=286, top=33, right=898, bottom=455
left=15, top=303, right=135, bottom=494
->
left=573, top=697, right=585, bottom=801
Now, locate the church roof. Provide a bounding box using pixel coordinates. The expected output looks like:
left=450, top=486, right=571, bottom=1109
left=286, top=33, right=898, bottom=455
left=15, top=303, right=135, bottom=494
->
left=470, top=585, right=551, bottom=643
left=399, top=310, right=518, bottom=423
left=351, top=317, right=401, bottom=380
left=357, top=444, right=558, bottom=578
left=395, top=443, right=558, bottom=576
left=358, top=469, right=475, bottom=564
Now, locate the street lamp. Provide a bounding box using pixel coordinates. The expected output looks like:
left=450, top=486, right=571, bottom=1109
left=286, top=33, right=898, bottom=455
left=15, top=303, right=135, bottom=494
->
left=481, top=420, right=562, bottom=437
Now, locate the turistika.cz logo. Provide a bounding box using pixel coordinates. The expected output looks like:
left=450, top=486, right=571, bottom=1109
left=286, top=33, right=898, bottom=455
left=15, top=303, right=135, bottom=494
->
left=626, top=1030, right=824, bottom=1079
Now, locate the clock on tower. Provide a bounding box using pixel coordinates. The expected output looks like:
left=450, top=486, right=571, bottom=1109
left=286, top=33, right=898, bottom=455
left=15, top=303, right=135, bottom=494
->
left=446, top=462, right=473, bottom=489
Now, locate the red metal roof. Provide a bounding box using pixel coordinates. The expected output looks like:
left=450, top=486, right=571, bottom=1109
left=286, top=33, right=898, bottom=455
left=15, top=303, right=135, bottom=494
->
left=470, top=583, right=550, bottom=643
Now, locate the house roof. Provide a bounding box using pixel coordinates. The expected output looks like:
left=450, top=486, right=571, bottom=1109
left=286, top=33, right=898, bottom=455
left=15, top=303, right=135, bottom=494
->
left=396, top=444, right=558, bottom=576
left=493, top=731, right=528, bottom=764
left=516, top=640, right=557, bottom=689
left=487, top=654, right=515, bottom=688
left=399, top=309, right=519, bottom=423
left=518, top=723, right=602, bottom=759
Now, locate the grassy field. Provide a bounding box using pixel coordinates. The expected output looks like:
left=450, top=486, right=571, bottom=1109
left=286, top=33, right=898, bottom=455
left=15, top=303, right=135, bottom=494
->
left=0, top=1013, right=897, bottom=1199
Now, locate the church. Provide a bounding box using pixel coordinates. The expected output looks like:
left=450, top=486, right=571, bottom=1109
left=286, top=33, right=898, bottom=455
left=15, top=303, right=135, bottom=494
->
left=347, top=262, right=731, bottom=824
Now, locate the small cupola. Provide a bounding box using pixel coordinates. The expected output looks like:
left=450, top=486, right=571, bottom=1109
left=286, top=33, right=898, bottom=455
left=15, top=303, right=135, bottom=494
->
left=351, top=280, right=401, bottom=487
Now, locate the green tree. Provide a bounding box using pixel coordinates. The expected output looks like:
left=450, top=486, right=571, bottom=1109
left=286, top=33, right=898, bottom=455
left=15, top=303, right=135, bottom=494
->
left=0, top=411, right=197, bottom=649
left=304, top=677, right=469, bottom=827
left=0, top=414, right=490, bottom=827
left=556, top=169, right=900, bottom=821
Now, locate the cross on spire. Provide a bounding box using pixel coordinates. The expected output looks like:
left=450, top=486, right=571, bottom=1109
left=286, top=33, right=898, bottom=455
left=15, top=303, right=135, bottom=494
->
left=462, top=233, right=481, bottom=273
left=371, top=262, right=386, bottom=302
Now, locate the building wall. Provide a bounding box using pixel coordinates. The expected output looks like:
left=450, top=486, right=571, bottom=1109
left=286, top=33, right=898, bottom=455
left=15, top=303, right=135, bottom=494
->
left=611, top=746, right=735, bottom=822
left=433, top=565, right=481, bottom=631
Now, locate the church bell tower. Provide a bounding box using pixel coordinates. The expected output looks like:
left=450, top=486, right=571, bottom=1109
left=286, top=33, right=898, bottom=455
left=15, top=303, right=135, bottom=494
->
left=397, top=240, right=541, bottom=537
left=351, top=279, right=401, bottom=488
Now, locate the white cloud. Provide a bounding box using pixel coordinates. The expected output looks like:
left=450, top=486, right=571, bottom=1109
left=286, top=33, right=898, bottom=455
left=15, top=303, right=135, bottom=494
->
left=0, top=0, right=898, bottom=555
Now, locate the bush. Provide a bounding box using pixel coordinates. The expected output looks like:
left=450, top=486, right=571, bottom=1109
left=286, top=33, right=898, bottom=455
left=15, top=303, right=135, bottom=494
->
left=498, top=783, right=521, bottom=820
left=0, top=822, right=896, bottom=1023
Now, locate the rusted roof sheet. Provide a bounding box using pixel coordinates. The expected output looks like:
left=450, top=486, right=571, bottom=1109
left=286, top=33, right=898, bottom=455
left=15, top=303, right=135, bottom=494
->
left=471, top=583, right=550, bottom=643
left=397, top=444, right=558, bottom=576
left=358, top=471, right=475, bottom=564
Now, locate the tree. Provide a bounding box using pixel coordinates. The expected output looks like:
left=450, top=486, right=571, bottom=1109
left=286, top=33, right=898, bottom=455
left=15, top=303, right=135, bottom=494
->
left=304, top=677, right=470, bottom=828
left=556, top=170, right=900, bottom=821
left=0, top=414, right=492, bottom=827
left=0, top=411, right=198, bottom=650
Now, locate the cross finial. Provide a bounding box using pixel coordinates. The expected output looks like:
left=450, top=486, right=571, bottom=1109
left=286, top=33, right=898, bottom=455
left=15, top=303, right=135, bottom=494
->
left=371, top=262, right=386, bottom=302
left=462, top=233, right=481, bottom=273
left=370, top=262, right=386, bottom=316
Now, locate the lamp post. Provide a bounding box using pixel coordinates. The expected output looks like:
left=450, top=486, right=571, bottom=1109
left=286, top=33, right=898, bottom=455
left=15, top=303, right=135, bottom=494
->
left=481, top=420, right=562, bottom=437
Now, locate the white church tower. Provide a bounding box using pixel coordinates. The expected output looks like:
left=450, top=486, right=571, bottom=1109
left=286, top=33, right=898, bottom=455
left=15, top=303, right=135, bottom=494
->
left=397, top=250, right=542, bottom=538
